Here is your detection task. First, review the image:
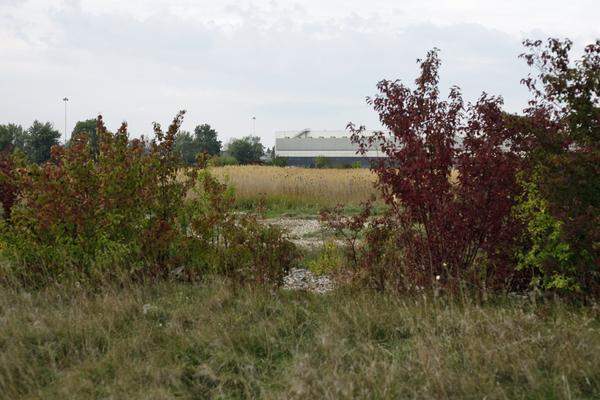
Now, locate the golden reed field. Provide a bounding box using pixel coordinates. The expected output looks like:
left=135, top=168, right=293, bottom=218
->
left=210, top=165, right=379, bottom=208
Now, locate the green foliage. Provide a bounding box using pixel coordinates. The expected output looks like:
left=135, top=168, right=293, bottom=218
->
left=174, top=124, right=222, bottom=165
left=23, top=121, right=61, bottom=164
left=174, top=131, right=197, bottom=165
left=314, top=156, right=330, bottom=169
left=307, top=241, right=344, bottom=276
left=1, top=115, right=187, bottom=286
left=227, top=136, right=264, bottom=165
left=71, top=119, right=98, bottom=157
left=181, top=168, right=300, bottom=287
left=519, top=39, right=600, bottom=296
left=0, top=114, right=296, bottom=288
left=515, top=172, right=581, bottom=292
left=194, top=124, right=222, bottom=156
left=352, top=161, right=362, bottom=169
left=0, top=124, right=25, bottom=153
left=208, top=154, right=238, bottom=167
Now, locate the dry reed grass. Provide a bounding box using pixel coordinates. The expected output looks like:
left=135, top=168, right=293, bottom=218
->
left=209, top=165, right=379, bottom=208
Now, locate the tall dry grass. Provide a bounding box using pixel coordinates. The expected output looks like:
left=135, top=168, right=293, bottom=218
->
left=210, top=165, right=379, bottom=210
left=1, top=281, right=598, bottom=399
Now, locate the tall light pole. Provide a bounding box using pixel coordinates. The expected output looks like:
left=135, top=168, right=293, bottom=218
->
left=62, top=97, right=69, bottom=144
left=252, top=116, right=256, bottom=136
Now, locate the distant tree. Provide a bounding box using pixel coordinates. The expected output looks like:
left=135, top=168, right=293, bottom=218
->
left=227, top=136, right=264, bottom=165
left=172, top=124, right=221, bottom=165
left=0, top=124, right=25, bottom=153
left=315, top=156, right=330, bottom=169
left=194, top=124, right=222, bottom=156
left=71, top=119, right=99, bottom=157
left=173, top=131, right=197, bottom=165
left=24, top=121, right=61, bottom=164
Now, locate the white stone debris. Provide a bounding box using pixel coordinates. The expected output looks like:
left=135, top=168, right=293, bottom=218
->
left=283, top=268, right=334, bottom=294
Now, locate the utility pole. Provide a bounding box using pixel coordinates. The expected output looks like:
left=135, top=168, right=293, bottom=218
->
left=252, top=116, right=256, bottom=136
left=62, top=97, right=69, bottom=144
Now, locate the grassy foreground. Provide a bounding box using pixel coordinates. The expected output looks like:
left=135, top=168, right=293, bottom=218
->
left=1, top=281, right=598, bottom=399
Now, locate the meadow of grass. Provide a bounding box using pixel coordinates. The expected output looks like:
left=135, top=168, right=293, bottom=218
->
left=1, top=280, right=598, bottom=400
left=209, top=165, right=380, bottom=215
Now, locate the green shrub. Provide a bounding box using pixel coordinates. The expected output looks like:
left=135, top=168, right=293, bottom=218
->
left=0, top=113, right=297, bottom=288
left=181, top=170, right=300, bottom=286
left=515, top=172, right=583, bottom=293
left=307, top=240, right=344, bottom=276
left=517, top=39, right=600, bottom=297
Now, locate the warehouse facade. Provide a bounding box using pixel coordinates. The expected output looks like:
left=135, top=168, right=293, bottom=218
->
left=274, top=130, right=385, bottom=167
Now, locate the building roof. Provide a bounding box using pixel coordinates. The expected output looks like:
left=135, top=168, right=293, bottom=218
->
left=275, top=130, right=386, bottom=158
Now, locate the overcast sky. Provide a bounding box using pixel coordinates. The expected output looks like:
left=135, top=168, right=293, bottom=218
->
left=1, top=0, right=598, bottom=146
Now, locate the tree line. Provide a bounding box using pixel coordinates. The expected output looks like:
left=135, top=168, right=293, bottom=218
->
left=0, top=119, right=272, bottom=166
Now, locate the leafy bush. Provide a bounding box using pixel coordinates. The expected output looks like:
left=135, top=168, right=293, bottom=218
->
left=0, top=113, right=297, bottom=288
left=181, top=169, right=300, bottom=287
left=322, top=203, right=404, bottom=291
left=514, top=171, right=580, bottom=292
left=307, top=240, right=345, bottom=276
left=324, top=50, right=526, bottom=294
left=517, top=38, right=600, bottom=296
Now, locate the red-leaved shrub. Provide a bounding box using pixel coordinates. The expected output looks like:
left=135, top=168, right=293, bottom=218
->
left=324, top=50, right=527, bottom=294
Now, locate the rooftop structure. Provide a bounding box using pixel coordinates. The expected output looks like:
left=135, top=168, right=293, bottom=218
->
left=274, top=130, right=386, bottom=167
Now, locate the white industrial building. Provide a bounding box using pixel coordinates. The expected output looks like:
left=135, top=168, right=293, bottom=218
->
left=274, top=129, right=385, bottom=167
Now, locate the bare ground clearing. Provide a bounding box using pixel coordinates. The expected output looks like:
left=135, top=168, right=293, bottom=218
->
left=264, top=217, right=330, bottom=248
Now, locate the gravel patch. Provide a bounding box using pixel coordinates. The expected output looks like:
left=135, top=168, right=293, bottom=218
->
left=283, top=268, right=334, bottom=294
left=264, top=217, right=326, bottom=248
left=264, top=217, right=345, bottom=249
left=263, top=218, right=337, bottom=293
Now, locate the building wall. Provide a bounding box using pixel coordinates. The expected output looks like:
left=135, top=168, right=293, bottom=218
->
left=284, top=156, right=379, bottom=168
left=275, top=135, right=385, bottom=167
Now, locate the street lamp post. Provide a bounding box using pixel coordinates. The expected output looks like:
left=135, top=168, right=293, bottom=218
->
left=62, top=97, right=69, bottom=144
left=252, top=116, right=256, bottom=136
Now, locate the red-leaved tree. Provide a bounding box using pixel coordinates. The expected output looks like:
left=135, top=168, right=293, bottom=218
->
left=342, top=50, right=526, bottom=292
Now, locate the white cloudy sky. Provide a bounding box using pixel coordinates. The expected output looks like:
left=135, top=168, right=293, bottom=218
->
left=1, top=0, right=598, bottom=145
